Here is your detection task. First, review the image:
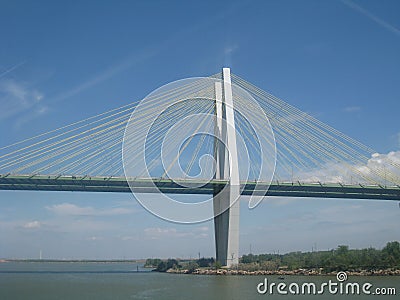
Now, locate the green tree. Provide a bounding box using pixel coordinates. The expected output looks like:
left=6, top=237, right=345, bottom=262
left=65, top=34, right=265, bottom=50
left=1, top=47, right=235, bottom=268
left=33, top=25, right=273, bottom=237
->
left=155, top=258, right=181, bottom=272
left=214, top=261, right=222, bottom=270
left=145, top=258, right=161, bottom=268
left=382, top=241, right=400, bottom=267
left=197, top=257, right=215, bottom=267
left=186, top=262, right=199, bottom=274
left=156, top=261, right=167, bottom=272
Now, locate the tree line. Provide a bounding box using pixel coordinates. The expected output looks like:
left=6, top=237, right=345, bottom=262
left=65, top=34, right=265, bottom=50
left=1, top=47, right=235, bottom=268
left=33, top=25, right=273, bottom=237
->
left=241, top=242, right=400, bottom=272
left=145, top=257, right=217, bottom=273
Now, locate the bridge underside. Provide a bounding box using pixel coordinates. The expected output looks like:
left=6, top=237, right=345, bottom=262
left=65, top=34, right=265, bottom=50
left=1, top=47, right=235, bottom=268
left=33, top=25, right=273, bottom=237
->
left=1, top=174, right=400, bottom=201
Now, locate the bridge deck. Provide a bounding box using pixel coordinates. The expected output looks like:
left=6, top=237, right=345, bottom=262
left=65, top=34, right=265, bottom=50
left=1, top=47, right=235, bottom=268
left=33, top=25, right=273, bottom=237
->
left=1, top=174, right=400, bottom=201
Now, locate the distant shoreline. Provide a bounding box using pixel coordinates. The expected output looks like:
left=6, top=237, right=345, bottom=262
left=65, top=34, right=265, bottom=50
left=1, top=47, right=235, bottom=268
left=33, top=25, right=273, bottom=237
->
left=0, top=259, right=143, bottom=263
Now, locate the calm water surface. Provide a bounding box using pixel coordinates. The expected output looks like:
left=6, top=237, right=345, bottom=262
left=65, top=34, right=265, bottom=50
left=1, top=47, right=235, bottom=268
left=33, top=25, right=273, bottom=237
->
left=0, top=262, right=398, bottom=299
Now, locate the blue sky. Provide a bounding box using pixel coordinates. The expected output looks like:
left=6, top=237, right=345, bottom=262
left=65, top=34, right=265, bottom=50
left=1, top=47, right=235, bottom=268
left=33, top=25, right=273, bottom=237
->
left=1, top=0, right=400, bottom=259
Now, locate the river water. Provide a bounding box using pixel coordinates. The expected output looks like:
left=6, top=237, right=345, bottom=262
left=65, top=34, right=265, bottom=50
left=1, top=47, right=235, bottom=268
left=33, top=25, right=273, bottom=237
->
left=0, top=262, right=398, bottom=299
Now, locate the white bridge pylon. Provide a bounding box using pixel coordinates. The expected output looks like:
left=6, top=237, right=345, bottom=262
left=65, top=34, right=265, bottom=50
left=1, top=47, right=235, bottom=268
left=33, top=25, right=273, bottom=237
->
left=213, top=68, right=240, bottom=267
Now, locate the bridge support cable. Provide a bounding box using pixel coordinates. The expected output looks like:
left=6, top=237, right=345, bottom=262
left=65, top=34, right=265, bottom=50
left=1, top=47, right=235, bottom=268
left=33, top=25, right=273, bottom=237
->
left=0, top=77, right=218, bottom=177
left=230, top=74, right=400, bottom=187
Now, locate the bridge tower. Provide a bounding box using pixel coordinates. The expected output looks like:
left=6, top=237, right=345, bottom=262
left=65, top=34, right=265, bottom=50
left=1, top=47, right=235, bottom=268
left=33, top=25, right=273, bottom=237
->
left=213, top=68, right=240, bottom=267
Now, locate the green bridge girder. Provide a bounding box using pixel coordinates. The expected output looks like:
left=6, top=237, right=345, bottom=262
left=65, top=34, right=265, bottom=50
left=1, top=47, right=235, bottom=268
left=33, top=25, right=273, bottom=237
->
left=1, top=174, right=400, bottom=201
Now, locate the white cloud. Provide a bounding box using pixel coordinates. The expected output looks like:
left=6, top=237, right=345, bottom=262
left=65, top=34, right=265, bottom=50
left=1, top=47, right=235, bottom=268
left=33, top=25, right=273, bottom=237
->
left=223, top=44, right=239, bottom=67
left=14, top=105, right=49, bottom=129
left=145, top=227, right=178, bottom=235
left=2, top=80, right=28, bottom=103
left=294, top=151, right=400, bottom=185
left=197, top=226, right=209, bottom=232
left=88, top=236, right=103, bottom=241
left=343, top=106, right=361, bottom=113
left=144, top=226, right=210, bottom=240
left=0, top=78, right=47, bottom=123
left=224, top=45, right=238, bottom=55
left=23, top=220, right=42, bottom=229
left=45, top=203, right=135, bottom=216
left=120, top=235, right=138, bottom=241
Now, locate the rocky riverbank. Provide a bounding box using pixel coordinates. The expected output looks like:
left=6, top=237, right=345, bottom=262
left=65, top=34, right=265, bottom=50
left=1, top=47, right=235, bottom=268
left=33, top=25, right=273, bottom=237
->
left=166, top=268, right=400, bottom=276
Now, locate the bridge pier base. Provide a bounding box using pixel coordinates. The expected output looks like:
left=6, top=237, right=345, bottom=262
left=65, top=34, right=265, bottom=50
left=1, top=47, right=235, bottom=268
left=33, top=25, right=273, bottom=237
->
left=213, top=68, right=240, bottom=267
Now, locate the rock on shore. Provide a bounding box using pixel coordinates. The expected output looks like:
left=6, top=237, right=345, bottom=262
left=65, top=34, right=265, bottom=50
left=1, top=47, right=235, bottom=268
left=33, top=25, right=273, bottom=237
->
left=166, top=268, right=400, bottom=276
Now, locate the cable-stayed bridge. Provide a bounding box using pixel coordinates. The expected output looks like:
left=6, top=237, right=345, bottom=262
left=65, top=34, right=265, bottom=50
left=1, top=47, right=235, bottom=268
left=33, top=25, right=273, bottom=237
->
left=1, top=68, right=399, bottom=266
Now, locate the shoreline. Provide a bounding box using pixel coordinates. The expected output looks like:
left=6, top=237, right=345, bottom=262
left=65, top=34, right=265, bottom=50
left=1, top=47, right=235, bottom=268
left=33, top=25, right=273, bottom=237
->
left=166, top=268, right=400, bottom=276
